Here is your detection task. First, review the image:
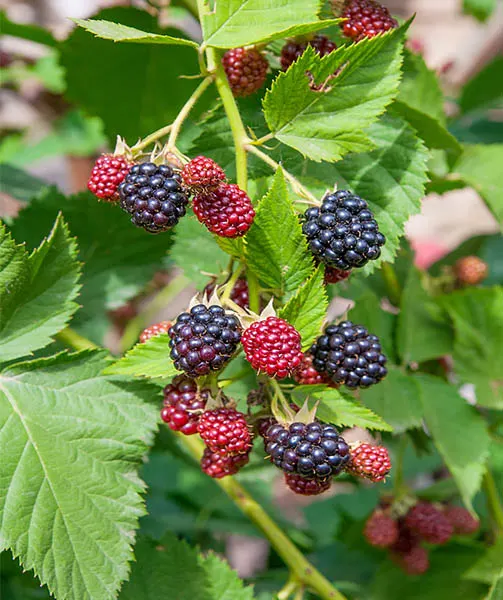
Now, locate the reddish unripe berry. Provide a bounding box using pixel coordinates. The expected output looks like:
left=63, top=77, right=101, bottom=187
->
left=87, top=154, right=133, bottom=202
left=140, top=320, right=172, bottom=343
left=444, top=506, right=480, bottom=535
left=280, top=35, right=337, bottom=70
left=324, top=267, right=351, bottom=284
left=242, top=316, right=303, bottom=379
left=222, top=47, right=268, bottom=97
left=284, top=473, right=332, bottom=496
left=340, top=0, right=398, bottom=42
left=293, top=353, right=332, bottom=386
left=204, top=277, right=249, bottom=309
left=391, top=521, right=420, bottom=554
left=455, top=256, right=488, bottom=286
left=160, top=375, right=207, bottom=435
left=364, top=511, right=399, bottom=548
left=201, top=447, right=250, bottom=478
left=198, top=407, right=252, bottom=455
left=347, top=442, right=391, bottom=482
left=181, top=156, right=226, bottom=191
left=392, top=545, right=430, bottom=576
left=405, top=502, right=453, bottom=544
left=193, top=183, right=255, bottom=238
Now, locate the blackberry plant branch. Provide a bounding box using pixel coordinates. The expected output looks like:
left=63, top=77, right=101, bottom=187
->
left=55, top=328, right=98, bottom=351
left=247, top=270, right=261, bottom=314
left=380, top=262, right=402, bottom=307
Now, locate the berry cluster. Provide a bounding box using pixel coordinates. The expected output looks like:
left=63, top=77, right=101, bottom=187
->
left=455, top=256, right=488, bottom=286
left=139, top=320, right=172, bottom=343
left=222, top=47, right=269, bottom=97
left=339, top=0, right=398, bottom=42
left=160, top=375, right=207, bottom=435
left=87, top=154, right=132, bottom=202
left=293, top=353, right=333, bottom=386
left=181, top=156, right=226, bottom=191
left=280, top=35, right=337, bottom=70
left=347, top=442, right=391, bottom=482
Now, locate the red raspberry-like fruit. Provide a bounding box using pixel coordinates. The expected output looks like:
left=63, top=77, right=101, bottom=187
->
left=87, top=154, right=133, bottom=202
left=160, top=375, right=208, bottom=435
left=324, top=267, right=351, bottom=285
left=242, top=316, right=303, bottom=379
left=222, top=47, right=268, bottom=97
left=139, top=320, right=172, bottom=343
left=455, top=256, right=488, bottom=286
left=181, top=156, right=226, bottom=191
left=293, top=353, right=332, bottom=386
left=280, top=35, right=337, bottom=70
left=284, top=472, right=332, bottom=496
left=340, top=0, right=398, bottom=42
left=347, top=442, right=391, bottom=482
left=193, top=183, right=255, bottom=238
left=198, top=407, right=252, bottom=455
left=201, top=446, right=250, bottom=478
left=405, top=502, right=453, bottom=545
left=392, top=545, right=430, bottom=576
left=364, top=510, right=399, bottom=548
left=204, top=277, right=249, bottom=310
left=391, top=521, right=420, bottom=554
left=444, top=506, right=480, bottom=535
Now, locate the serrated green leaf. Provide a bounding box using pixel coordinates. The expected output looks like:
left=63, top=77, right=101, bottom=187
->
left=465, top=538, right=503, bottom=585
left=0, top=9, right=56, bottom=47
left=201, top=0, right=340, bottom=49
left=279, top=267, right=327, bottom=350
left=244, top=169, right=314, bottom=295
left=414, top=374, right=490, bottom=510
left=440, top=287, right=503, bottom=408
left=0, top=215, right=81, bottom=363
left=0, top=351, right=159, bottom=600
left=459, top=56, right=503, bottom=114
left=463, top=0, right=497, bottom=21
left=199, top=553, right=255, bottom=600
left=0, top=164, right=47, bottom=202
left=397, top=267, right=454, bottom=364
left=105, top=334, right=178, bottom=379
left=263, top=25, right=407, bottom=162
left=73, top=18, right=199, bottom=47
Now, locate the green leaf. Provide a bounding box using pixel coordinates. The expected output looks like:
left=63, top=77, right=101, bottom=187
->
left=486, top=577, right=503, bottom=600
left=105, top=334, right=178, bottom=379
left=440, top=287, right=503, bottom=408
left=279, top=267, right=327, bottom=350
left=463, top=0, right=497, bottom=21
left=74, top=18, right=199, bottom=47
left=459, top=56, right=503, bottom=114
left=263, top=25, right=407, bottom=162
left=397, top=267, right=454, bottom=364
left=453, top=145, right=503, bottom=227
left=465, top=538, right=503, bottom=585
left=0, top=9, right=57, bottom=47
left=245, top=168, right=314, bottom=295
left=0, top=351, right=159, bottom=600
left=360, top=367, right=422, bottom=433
left=199, top=553, right=255, bottom=600
left=0, top=215, right=81, bottom=363
left=414, top=374, right=490, bottom=510
left=201, top=0, right=340, bottom=49
left=0, top=165, right=46, bottom=202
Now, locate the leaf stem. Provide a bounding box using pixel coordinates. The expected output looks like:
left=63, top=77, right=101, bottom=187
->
left=381, top=262, right=402, bottom=307
left=55, top=328, right=98, bottom=351
left=483, top=468, right=503, bottom=537
left=178, top=433, right=346, bottom=600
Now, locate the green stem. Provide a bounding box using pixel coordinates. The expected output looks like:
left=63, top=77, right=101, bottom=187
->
left=220, top=264, right=244, bottom=304
left=132, top=124, right=173, bottom=153
left=179, top=433, right=346, bottom=600
left=56, top=328, right=98, bottom=351
left=483, top=468, right=503, bottom=537
left=381, top=262, right=402, bottom=307
left=277, top=576, right=299, bottom=600
left=180, top=0, right=199, bottom=19
left=246, top=270, right=261, bottom=314
left=393, top=434, right=408, bottom=495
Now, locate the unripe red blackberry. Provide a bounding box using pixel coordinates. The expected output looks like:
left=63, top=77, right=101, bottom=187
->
left=293, top=353, right=332, bottom=386
left=392, top=545, right=430, bottom=576
left=339, top=0, right=398, bottom=42
left=181, top=156, right=226, bottom=191
left=265, top=421, right=350, bottom=480
left=160, top=375, right=207, bottom=435
left=405, top=502, right=453, bottom=545
left=280, top=35, right=337, bottom=70
left=310, top=320, right=387, bottom=388
left=347, top=442, right=391, bottom=482
left=455, top=256, right=488, bottom=286
left=201, top=446, right=250, bottom=478
left=193, top=183, right=255, bottom=238
left=242, top=316, right=303, bottom=379
left=87, top=154, right=133, bottom=202
left=204, top=277, right=249, bottom=309
left=364, top=510, right=399, bottom=547
left=222, top=47, right=268, bottom=97
left=391, top=521, right=419, bottom=554
left=324, top=267, right=351, bottom=285
left=198, top=407, right=252, bottom=455
left=169, top=304, right=242, bottom=377
left=139, top=320, right=172, bottom=343
left=444, top=506, right=480, bottom=535
left=284, top=472, right=332, bottom=496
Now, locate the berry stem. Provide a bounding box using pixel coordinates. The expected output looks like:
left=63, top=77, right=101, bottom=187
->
left=132, top=123, right=173, bottom=153
left=483, top=468, right=503, bottom=537
left=247, top=270, right=261, bottom=313
left=380, top=262, right=402, bottom=307
left=220, top=264, right=244, bottom=304
left=55, top=328, right=98, bottom=351
left=178, top=432, right=347, bottom=600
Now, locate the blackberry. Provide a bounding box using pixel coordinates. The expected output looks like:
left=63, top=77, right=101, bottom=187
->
left=310, top=320, right=387, bottom=388
left=181, top=156, right=226, bottom=191
left=339, top=0, right=398, bottom=42
left=347, top=442, right=391, bottom=482
left=455, top=256, right=488, bottom=286
left=364, top=510, right=399, bottom=548
left=302, top=191, right=385, bottom=270
left=198, top=407, right=252, bottom=455
left=284, top=473, right=332, bottom=496
left=140, top=320, right=172, bottom=343
left=280, top=35, right=337, bottom=70
left=405, top=502, right=453, bottom=545
left=392, top=545, right=429, bottom=576
left=222, top=47, right=268, bottom=97
left=204, top=277, right=249, bottom=309
left=264, top=421, right=350, bottom=480
left=324, top=267, right=351, bottom=284
left=118, top=162, right=189, bottom=233
left=201, top=446, right=250, bottom=478
left=160, top=375, right=207, bottom=435
left=169, top=304, right=242, bottom=377
left=88, top=154, right=133, bottom=202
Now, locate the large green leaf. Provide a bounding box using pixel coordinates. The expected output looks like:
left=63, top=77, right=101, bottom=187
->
left=414, top=374, right=490, bottom=510
left=263, top=25, right=407, bottom=162
left=244, top=169, right=314, bottom=295
left=441, top=287, right=503, bottom=408
left=459, top=56, right=503, bottom=114
left=0, top=351, right=159, bottom=600
left=0, top=164, right=47, bottom=203
left=105, top=334, right=178, bottom=379
left=0, top=215, right=80, bottom=363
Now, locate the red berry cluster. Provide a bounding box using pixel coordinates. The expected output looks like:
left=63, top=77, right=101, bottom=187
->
left=284, top=472, right=332, bottom=496
left=222, top=47, right=269, bottom=97
left=347, top=442, right=391, bottom=482
left=324, top=267, right=351, bottom=285
left=160, top=375, right=208, bottom=435
left=340, top=0, right=398, bottom=42
left=455, top=256, right=488, bottom=286
left=139, top=320, right=172, bottom=343
left=293, top=353, right=333, bottom=386
left=181, top=156, right=226, bottom=191
left=280, top=35, right=337, bottom=70
left=87, top=154, right=133, bottom=202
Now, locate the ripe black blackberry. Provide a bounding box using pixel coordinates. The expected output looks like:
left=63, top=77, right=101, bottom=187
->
left=310, top=320, right=387, bottom=388
left=302, top=191, right=385, bottom=270
left=169, top=304, right=242, bottom=377
left=264, top=421, right=350, bottom=480
left=118, top=162, right=189, bottom=233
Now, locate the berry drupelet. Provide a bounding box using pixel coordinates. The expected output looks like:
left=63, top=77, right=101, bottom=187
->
left=118, top=162, right=189, bottom=233
left=340, top=0, right=398, bottom=42
left=347, top=442, right=391, bottom=482
left=364, top=510, right=399, bottom=548
left=280, top=35, right=337, bottom=70
left=198, top=407, right=252, bottom=455
left=169, top=304, right=242, bottom=377
left=222, top=47, right=269, bottom=97
left=160, top=375, right=208, bottom=435
left=139, top=320, right=172, bottom=343
left=310, top=320, right=387, bottom=388
left=181, top=156, right=226, bottom=192
left=201, top=446, right=250, bottom=478
left=284, top=472, right=332, bottom=496
left=405, top=502, right=453, bottom=545
left=302, top=191, right=385, bottom=271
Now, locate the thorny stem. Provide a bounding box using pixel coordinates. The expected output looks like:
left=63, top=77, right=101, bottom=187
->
left=381, top=262, right=402, bottom=307
left=483, top=468, right=503, bottom=538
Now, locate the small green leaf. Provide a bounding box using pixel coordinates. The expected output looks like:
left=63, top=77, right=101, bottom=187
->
left=279, top=267, right=328, bottom=350
left=199, top=553, right=255, bottom=600
left=105, top=334, right=178, bottom=379
left=245, top=168, right=314, bottom=295
left=0, top=9, right=56, bottom=47
left=459, top=56, right=503, bottom=114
